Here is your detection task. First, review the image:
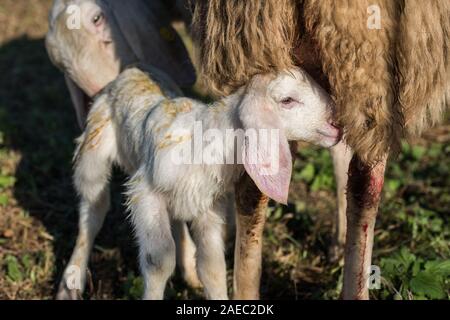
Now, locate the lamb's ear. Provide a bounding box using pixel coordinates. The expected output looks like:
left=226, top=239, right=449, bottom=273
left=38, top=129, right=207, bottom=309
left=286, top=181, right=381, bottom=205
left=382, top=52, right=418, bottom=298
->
left=239, top=85, right=292, bottom=205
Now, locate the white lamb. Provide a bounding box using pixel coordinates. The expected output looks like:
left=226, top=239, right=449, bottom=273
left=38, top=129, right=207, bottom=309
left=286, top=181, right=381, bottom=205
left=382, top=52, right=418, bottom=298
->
left=58, top=65, right=341, bottom=300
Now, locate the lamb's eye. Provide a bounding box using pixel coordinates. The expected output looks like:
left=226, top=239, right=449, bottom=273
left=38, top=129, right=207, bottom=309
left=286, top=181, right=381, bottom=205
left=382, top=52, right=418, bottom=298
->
left=92, top=13, right=104, bottom=26
left=280, top=97, right=302, bottom=109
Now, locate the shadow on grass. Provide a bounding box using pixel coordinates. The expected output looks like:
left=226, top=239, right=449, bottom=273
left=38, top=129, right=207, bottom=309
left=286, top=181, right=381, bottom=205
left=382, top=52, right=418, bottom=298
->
left=0, top=36, right=139, bottom=298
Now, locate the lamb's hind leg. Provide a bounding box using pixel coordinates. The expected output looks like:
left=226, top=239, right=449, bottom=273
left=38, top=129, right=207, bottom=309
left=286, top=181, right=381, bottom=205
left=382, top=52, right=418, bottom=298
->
left=127, top=177, right=176, bottom=300
left=190, top=205, right=228, bottom=300
left=172, top=221, right=202, bottom=288
left=173, top=193, right=236, bottom=292
left=57, top=120, right=116, bottom=300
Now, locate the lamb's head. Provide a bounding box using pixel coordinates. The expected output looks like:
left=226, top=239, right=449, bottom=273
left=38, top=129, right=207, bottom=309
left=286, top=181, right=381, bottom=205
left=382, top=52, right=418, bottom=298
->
left=237, top=67, right=341, bottom=204
left=239, top=67, right=341, bottom=148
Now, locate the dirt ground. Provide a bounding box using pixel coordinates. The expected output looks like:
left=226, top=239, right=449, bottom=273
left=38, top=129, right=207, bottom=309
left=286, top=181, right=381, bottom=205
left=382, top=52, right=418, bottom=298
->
left=0, top=0, right=448, bottom=300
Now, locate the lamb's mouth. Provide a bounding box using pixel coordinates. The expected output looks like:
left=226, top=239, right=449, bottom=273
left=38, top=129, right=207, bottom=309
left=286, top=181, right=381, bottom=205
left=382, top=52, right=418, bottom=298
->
left=316, top=129, right=341, bottom=140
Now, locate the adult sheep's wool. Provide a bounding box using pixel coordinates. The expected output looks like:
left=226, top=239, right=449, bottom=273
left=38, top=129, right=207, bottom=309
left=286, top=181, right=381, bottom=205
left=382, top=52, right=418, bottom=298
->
left=192, top=0, right=450, bottom=163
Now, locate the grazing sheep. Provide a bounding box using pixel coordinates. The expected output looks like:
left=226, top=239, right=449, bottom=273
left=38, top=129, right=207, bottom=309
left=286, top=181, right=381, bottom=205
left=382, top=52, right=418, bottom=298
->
left=46, top=0, right=196, bottom=128
left=58, top=65, right=340, bottom=299
left=46, top=0, right=201, bottom=294
left=191, top=0, right=449, bottom=299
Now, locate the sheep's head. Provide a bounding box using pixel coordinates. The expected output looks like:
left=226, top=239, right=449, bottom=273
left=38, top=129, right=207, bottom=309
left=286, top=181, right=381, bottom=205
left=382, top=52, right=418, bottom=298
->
left=47, top=0, right=196, bottom=96
left=46, top=0, right=120, bottom=97
left=238, top=67, right=341, bottom=204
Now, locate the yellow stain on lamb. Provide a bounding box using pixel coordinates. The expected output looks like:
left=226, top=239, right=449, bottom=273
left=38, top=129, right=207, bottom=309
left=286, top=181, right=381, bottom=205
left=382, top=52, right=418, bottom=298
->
left=80, top=109, right=111, bottom=152
left=142, top=80, right=163, bottom=96
left=126, top=71, right=164, bottom=97
left=157, top=134, right=192, bottom=150
left=86, top=119, right=110, bottom=150
left=154, top=122, right=172, bottom=133
left=162, top=99, right=193, bottom=117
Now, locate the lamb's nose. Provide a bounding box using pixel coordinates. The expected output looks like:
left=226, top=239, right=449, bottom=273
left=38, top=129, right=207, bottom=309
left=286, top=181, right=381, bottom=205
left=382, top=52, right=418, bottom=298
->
left=326, top=110, right=342, bottom=137
left=330, top=121, right=340, bottom=130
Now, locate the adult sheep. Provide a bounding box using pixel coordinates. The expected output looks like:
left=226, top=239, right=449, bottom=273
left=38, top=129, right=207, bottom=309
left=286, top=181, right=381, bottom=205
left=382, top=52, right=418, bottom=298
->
left=191, top=0, right=449, bottom=299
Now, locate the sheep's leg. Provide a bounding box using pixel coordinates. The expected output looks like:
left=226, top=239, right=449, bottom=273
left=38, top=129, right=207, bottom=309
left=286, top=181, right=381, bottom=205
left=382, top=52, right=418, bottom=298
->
left=328, top=142, right=352, bottom=262
left=233, top=173, right=269, bottom=300
left=128, top=185, right=176, bottom=300
left=57, top=120, right=115, bottom=300
left=172, top=221, right=202, bottom=289
left=342, top=155, right=387, bottom=300
left=190, top=208, right=228, bottom=300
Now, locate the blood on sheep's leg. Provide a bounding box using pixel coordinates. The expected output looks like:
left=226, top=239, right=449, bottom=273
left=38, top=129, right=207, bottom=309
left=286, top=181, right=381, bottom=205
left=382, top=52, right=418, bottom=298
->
left=342, top=154, right=387, bottom=300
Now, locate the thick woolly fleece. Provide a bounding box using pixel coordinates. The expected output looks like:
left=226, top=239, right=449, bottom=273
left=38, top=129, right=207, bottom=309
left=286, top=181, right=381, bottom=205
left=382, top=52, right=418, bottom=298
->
left=192, top=0, right=449, bottom=163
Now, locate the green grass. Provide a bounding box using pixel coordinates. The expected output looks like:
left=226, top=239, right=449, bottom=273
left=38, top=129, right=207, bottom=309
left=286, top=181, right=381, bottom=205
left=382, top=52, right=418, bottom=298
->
left=0, top=0, right=448, bottom=300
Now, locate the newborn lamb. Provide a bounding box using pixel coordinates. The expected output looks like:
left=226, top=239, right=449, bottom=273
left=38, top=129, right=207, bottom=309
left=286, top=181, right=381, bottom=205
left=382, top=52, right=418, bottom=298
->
left=59, top=65, right=341, bottom=300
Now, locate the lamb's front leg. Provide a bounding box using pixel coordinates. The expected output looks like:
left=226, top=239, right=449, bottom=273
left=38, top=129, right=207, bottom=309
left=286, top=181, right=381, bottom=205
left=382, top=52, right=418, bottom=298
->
left=128, top=182, right=176, bottom=300
left=342, top=154, right=387, bottom=300
left=190, top=209, right=228, bottom=300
